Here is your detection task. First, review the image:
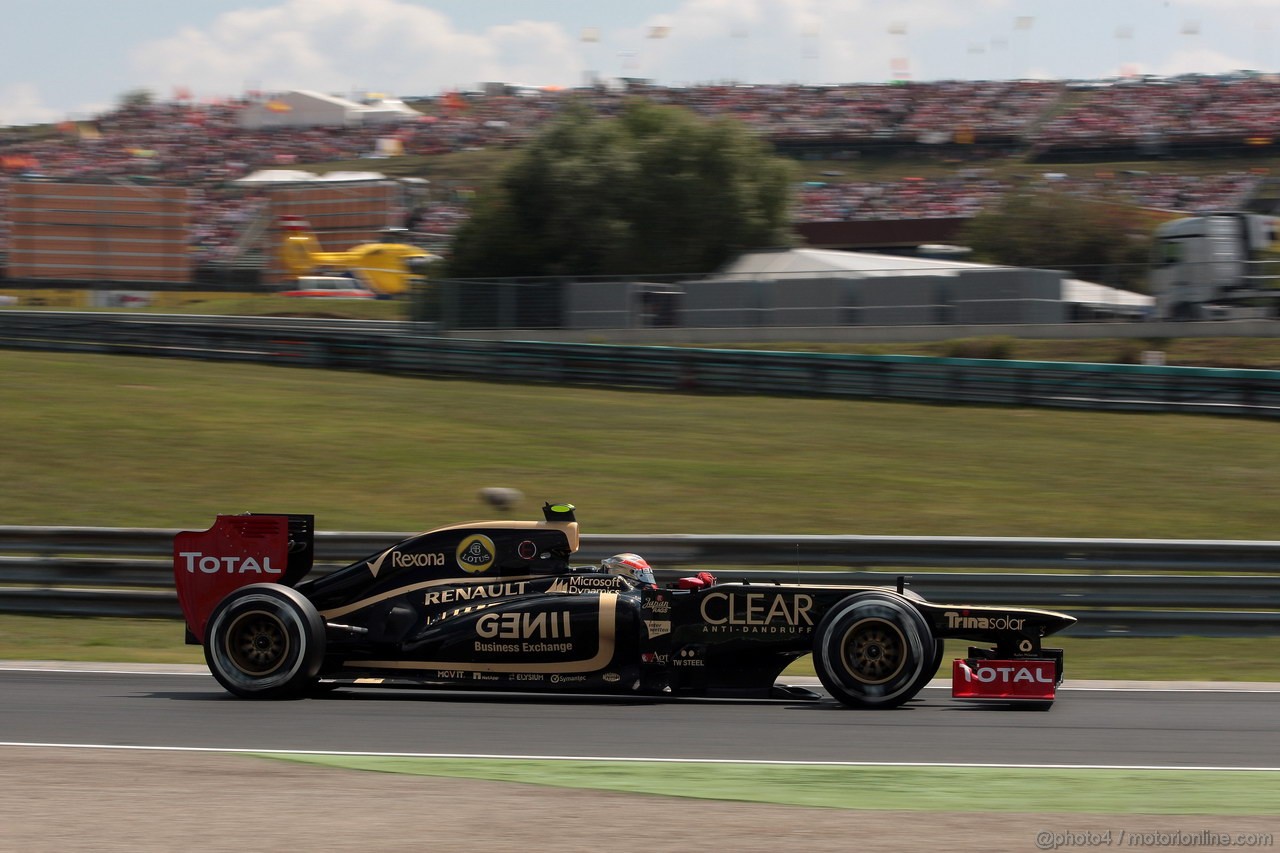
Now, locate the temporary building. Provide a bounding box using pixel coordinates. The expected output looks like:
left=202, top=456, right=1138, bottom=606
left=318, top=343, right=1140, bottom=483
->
left=232, top=169, right=320, bottom=184
left=359, top=98, right=424, bottom=125
left=237, top=90, right=420, bottom=130
left=232, top=170, right=392, bottom=185
left=686, top=248, right=1153, bottom=326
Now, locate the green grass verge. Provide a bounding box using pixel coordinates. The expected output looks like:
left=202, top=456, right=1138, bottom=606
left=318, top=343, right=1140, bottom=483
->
left=780, top=636, right=1280, bottom=681
left=3, top=616, right=1277, bottom=682
left=0, top=616, right=205, bottom=665
left=694, top=337, right=1280, bottom=370
left=156, top=296, right=410, bottom=320
left=2, top=349, right=1278, bottom=538
left=0, top=295, right=411, bottom=320
left=259, top=755, right=1280, bottom=814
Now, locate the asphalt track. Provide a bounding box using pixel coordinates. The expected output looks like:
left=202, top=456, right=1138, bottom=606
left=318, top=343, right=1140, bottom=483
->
left=3, top=666, right=1279, bottom=769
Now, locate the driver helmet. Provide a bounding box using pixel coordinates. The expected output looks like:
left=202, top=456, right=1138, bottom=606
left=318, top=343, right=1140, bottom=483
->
left=600, top=553, right=656, bottom=587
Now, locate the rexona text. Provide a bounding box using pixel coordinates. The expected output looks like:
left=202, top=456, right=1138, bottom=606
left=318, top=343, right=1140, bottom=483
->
left=177, top=553, right=280, bottom=574
left=392, top=552, right=445, bottom=568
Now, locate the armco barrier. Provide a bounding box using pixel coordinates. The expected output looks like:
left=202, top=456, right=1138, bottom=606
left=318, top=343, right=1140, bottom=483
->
left=1, top=526, right=1277, bottom=637
left=2, top=312, right=1279, bottom=417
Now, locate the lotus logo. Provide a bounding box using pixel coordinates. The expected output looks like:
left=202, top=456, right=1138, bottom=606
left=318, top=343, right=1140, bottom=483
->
left=456, top=535, right=496, bottom=574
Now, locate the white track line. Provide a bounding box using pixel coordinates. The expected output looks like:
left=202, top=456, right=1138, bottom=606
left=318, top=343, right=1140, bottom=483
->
left=0, top=663, right=209, bottom=675
left=0, top=742, right=1277, bottom=772
left=0, top=666, right=208, bottom=671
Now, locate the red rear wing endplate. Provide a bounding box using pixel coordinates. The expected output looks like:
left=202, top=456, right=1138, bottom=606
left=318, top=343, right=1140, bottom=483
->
left=174, top=515, right=290, bottom=643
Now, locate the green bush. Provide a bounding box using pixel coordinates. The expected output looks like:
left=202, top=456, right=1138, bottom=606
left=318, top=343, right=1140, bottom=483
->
left=1113, top=341, right=1145, bottom=364
left=943, top=336, right=1017, bottom=360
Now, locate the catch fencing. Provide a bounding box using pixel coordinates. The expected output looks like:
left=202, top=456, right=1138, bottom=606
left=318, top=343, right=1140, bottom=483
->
left=1, top=526, right=1278, bottom=638
left=2, top=312, right=1278, bottom=418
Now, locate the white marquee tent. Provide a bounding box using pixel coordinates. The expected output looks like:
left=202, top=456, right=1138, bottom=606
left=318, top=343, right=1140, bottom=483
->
left=232, top=169, right=391, bottom=185
left=237, top=90, right=422, bottom=130
left=716, top=247, right=1153, bottom=316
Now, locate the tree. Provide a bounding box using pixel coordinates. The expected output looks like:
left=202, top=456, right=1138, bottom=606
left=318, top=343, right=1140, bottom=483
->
left=957, top=190, right=1154, bottom=292
left=446, top=99, right=795, bottom=278
left=117, top=89, right=155, bottom=110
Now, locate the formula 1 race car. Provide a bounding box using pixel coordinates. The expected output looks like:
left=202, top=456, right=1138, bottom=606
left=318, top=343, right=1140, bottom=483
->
left=174, top=504, right=1076, bottom=709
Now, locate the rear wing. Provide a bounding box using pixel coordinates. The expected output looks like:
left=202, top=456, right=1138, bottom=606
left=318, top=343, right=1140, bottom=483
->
left=173, top=514, right=314, bottom=643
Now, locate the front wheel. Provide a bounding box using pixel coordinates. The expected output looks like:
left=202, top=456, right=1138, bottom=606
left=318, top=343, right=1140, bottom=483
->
left=812, top=592, right=935, bottom=709
left=912, top=638, right=945, bottom=696
left=204, top=584, right=325, bottom=699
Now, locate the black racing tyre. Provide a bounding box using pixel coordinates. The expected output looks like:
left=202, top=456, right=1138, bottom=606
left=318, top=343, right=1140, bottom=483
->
left=911, top=639, right=946, bottom=696
left=812, top=592, right=936, bottom=709
left=900, top=589, right=945, bottom=692
left=204, top=584, right=326, bottom=699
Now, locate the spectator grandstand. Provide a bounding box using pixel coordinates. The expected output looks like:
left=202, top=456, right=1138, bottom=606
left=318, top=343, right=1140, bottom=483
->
left=0, top=75, right=1275, bottom=270
left=1034, top=74, right=1280, bottom=158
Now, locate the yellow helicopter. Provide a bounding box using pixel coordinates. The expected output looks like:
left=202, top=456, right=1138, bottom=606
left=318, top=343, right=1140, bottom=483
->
left=278, top=215, right=438, bottom=297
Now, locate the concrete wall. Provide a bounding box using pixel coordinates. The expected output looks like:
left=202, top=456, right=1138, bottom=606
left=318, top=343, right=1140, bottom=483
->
left=545, top=267, right=1160, bottom=336
left=680, top=278, right=769, bottom=327
left=677, top=269, right=1069, bottom=327
left=677, top=277, right=859, bottom=327
left=564, top=280, right=682, bottom=329
left=757, top=277, right=848, bottom=326
left=950, top=269, right=1066, bottom=324
left=851, top=275, right=949, bottom=325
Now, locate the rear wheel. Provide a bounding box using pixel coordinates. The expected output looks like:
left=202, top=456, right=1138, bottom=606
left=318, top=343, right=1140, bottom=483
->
left=812, top=592, right=935, bottom=709
left=204, top=584, right=325, bottom=699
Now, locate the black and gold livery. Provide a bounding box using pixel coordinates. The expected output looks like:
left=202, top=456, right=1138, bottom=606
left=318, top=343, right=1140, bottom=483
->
left=176, top=503, right=1076, bottom=708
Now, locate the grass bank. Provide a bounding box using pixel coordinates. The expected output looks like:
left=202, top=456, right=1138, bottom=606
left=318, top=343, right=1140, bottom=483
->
left=1, top=350, right=1276, bottom=537
left=697, top=336, right=1280, bottom=370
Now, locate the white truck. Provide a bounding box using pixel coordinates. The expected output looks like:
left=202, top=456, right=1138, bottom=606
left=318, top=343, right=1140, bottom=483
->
left=1150, top=212, right=1280, bottom=319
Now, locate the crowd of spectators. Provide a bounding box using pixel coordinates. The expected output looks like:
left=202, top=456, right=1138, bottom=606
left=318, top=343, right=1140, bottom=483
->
left=604, top=79, right=1062, bottom=143
left=1034, top=74, right=1280, bottom=153
left=794, top=169, right=1261, bottom=223
left=796, top=175, right=1012, bottom=221
left=1040, top=169, right=1260, bottom=212
left=1, top=75, right=1277, bottom=263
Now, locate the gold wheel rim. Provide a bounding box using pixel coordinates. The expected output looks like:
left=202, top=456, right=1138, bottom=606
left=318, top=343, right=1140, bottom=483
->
left=224, top=609, right=290, bottom=676
left=838, top=617, right=907, bottom=685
